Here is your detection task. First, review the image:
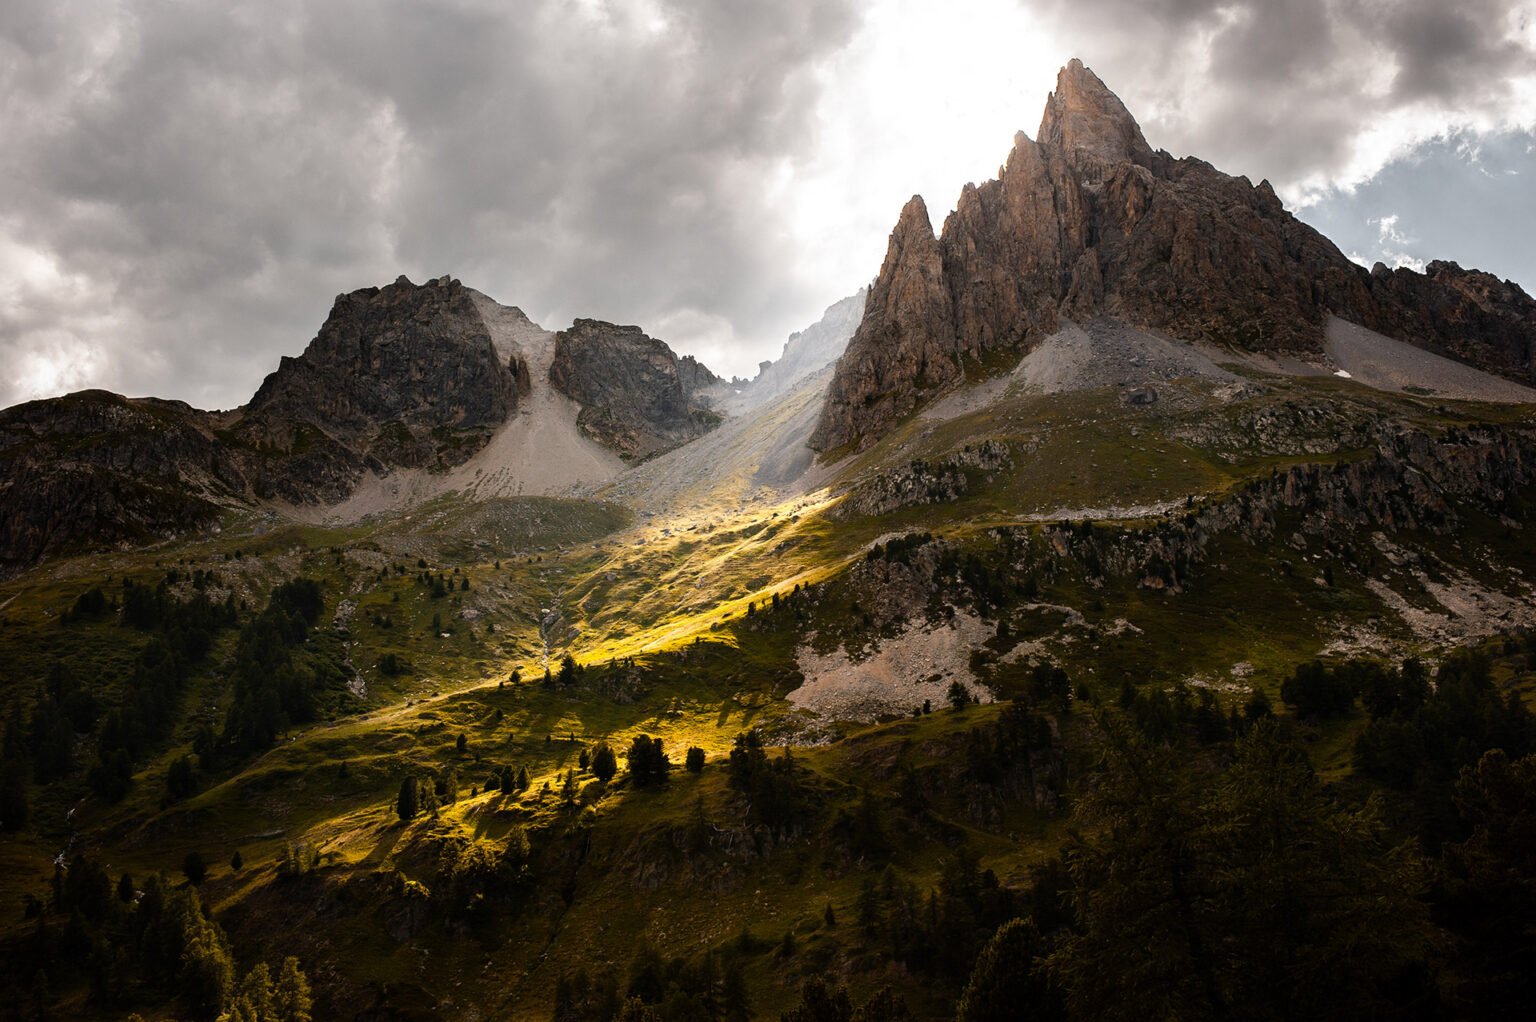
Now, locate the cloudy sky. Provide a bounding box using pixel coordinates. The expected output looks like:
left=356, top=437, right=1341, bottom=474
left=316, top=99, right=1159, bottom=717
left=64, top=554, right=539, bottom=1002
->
left=3, top=0, right=1534, bottom=410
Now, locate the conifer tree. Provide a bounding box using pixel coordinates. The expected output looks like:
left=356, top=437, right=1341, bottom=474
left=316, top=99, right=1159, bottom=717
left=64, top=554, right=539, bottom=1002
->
left=591, top=742, right=618, bottom=783
left=397, top=776, right=419, bottom=821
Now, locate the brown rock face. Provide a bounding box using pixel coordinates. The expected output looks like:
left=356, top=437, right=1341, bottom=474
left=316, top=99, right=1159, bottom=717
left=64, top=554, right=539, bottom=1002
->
left=1367, top=261, right=1536, bottom=378
left=810, top=197, right=956, bottom=451
left=549, top=319, right=722, bottom=461
left=813, top=58, right=1536, bottom=452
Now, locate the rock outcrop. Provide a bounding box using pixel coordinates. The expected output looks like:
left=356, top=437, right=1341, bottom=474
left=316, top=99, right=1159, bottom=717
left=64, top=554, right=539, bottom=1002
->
left=0, top=391, right=237, bottom=576
left=1366, top=261, right=1536, bottom=380
left=813, top=59, right=1536, bottom=452
left=549, top=319, right=722, bottom=461
left=236, top=275, right=519, bottom=502
left=812, top=198, right=956, bottom=451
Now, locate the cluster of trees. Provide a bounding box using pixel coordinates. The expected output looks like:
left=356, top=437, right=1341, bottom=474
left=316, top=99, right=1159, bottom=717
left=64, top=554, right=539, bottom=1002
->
left=434, top=826, right=532, bottom=923
left=20, top=854, right=311, bottom=1020
left=961, top=701, right=1056, bottom=787
left=221, top=579, right=342, bottom=758
left=855, top=847, right=1018, bottom=984
left=1280, top=659, right=1360, bottom=718
left=931, top=711, right=1536, bottom=1020
left=780, top=978, right=913, bottom=1022
left=485, top=762, right=532, bottom=793
left=28, top=664, right=99, bottom=782
left=213, top=957, right=314, bottom=1022
left=727, top=731, right=812, bottom=832
left=1038, top=719, right=1433, bottom=1020
left=1117, top=677, right=1264, bottom=745
left=554, top=940, right=752, bottom=1022
left=396, top=770, right=460, bottom=821
left=542, top=654, right=584, bottom=687
left=62, top=584, right=112, bottom=622
left=626, top=735, right=671, bottom=788
left=84, top=579, right=236, bottom=802
left=1353, top=650, right=1535, bottom=845
left=416, top=569, right=470, bottom=600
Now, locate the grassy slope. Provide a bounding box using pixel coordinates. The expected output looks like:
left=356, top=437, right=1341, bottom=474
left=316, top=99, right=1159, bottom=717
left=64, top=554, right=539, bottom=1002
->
left=3, top=371, right=1536, bottom=1017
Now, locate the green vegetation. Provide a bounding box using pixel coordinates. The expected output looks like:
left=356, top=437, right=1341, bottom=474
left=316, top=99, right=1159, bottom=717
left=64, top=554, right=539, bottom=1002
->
left=3, top=375, right=1536, bottom=1019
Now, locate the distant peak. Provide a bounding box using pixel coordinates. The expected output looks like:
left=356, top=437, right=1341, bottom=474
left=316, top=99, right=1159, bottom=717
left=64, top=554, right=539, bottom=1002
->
left=1037, top=58, right=1152, bottom=164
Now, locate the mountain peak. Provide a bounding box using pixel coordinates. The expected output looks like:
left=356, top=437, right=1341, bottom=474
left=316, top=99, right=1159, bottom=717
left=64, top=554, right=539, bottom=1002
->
left=1036, top=58, right=1152, bottom=165
left=894, top=194, right=935, bottom=240
left=814, top=56, right=1536, bottom=455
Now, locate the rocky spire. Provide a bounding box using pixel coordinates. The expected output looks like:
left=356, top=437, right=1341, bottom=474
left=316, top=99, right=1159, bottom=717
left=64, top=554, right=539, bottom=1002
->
left=809, top=196, right=956, bottom=453
left=812, top=57, right=1536, bottom=456
left=1036, top=58, right=1153, bottom=167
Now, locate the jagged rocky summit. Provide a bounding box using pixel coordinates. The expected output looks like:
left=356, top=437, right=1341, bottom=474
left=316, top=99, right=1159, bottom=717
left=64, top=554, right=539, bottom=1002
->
left=748, top=290, right=867, bottom=406
left=236, top=275, right=523, bottom=503
left=550, top=319, right=722, bottom=461
left=0, top=275, right=722, bottom=576
left=812, top=59, right=1536, bottom=453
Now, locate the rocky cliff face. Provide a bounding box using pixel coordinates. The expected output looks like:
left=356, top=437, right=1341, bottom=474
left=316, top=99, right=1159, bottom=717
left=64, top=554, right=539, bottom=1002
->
left=549, top=319, right=722, bottom=461
left=813, top=59, right=1536, bottom=452
left=813, top=198, right=957, bottom=451
left=237, top=275, right=519, bottom=502
left=1367, top=261, right=1536, bottom=379
left=0, top=391, right=238, bottom=576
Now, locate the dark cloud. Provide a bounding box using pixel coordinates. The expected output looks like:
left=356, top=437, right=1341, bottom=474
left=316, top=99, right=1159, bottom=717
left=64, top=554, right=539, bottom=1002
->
left=0, top=0, right=863, bottom=408
left=1037, top=0, right=1536, bottom=188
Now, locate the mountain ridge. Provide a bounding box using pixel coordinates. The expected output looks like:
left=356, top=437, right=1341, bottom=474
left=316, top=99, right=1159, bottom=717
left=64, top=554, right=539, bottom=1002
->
left=0, top=276, right=728, bottom=576
left=811, top=58, right=1536, bottom=453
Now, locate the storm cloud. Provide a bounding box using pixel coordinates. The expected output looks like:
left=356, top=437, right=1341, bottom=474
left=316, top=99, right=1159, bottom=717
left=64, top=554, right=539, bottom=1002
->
left=1039, top=0, right=1536, bottom=195
left=1, top=0, right=1533, bottom=411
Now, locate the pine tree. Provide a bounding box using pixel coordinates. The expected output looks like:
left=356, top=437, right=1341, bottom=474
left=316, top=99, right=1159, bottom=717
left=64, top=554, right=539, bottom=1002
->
left=591, top=742, right=618, bottom=783
left=947, top=680, right=971, bottom=711
left=397, top=776, right=419, bottom=821
left=182, top=851, right=208, bottom=886
left=275, top=956, right=314, bottom=1022
left=956, top=918, right=1058, bottom=1022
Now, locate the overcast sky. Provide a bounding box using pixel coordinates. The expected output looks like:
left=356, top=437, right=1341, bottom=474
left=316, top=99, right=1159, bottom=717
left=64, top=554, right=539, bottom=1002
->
left=3, top=0, right=1534, bottom=410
